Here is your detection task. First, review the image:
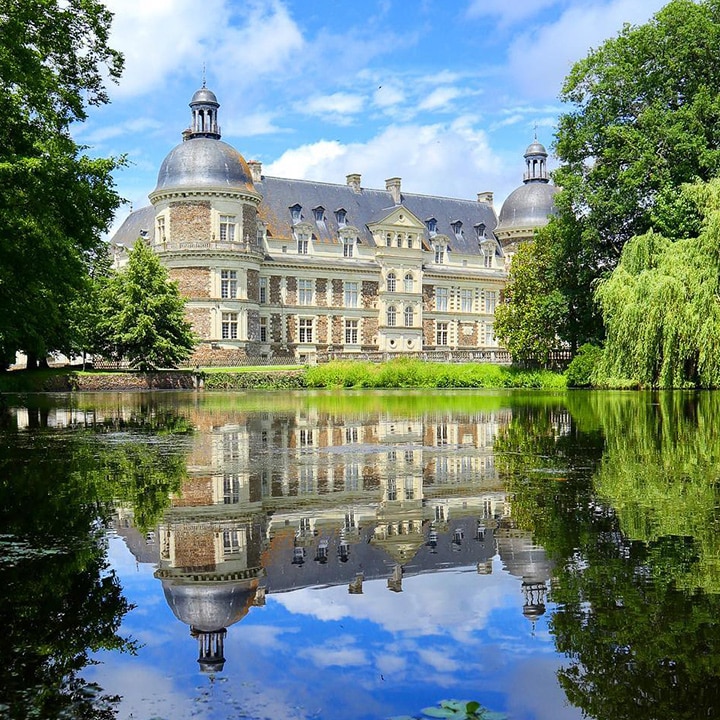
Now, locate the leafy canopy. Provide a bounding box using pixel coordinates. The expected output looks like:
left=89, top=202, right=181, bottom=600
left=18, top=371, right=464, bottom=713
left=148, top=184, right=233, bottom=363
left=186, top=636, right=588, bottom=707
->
left=0, top=0, right=124, bottom=367
left=595, top=179, right=720, bottom=388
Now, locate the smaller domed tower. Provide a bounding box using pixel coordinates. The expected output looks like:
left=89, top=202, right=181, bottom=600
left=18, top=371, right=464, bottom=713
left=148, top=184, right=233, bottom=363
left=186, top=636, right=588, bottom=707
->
left=495, top=137, right=559, bottom=257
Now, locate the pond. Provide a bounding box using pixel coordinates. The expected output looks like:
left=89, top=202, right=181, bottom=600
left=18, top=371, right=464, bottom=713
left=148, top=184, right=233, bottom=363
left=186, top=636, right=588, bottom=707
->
left=1, top=389, right=719, bottom=720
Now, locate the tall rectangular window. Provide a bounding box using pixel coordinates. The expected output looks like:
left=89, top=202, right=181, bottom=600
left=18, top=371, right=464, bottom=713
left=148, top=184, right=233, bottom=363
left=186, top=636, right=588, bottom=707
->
left=485, top=291, right=497, bottom=314
left=343, top=238, right=354, bottom=257
left=461, top=288, right=473, bottom=312
left=259, top=277, right=267, bottom=304
left=219, top=215, right=236, bottom=242
left=436, top=321, right=448, bottom=346
left=221, top=312, right=238, bottom=339
left=345, top=319, right=359, bottom=344
left=484, top=322, right=495, bottom=346
left=259, top=316, right=268, bottom=342
left=344, top=281, right=358, bottom=307
left=436, top=287, right=449, bottom=312
left=434, top=243, right=445, bottom=264
left=299, top=318, right=313, bottom=343
left=298, top=279, right=313, bottom=305
left=156, top=216, right=166, bottom=242
left=297, top=236, right=309, bottom=254
left=221, top=269, right=237, bottom=299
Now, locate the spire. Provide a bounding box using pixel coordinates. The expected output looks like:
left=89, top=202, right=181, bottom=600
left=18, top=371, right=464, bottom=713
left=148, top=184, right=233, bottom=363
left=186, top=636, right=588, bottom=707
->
left=188, top=80, right=221, bottom=140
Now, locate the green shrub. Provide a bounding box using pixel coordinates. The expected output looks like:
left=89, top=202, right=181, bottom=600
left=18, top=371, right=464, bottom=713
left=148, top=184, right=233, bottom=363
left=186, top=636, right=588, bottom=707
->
left=565, top=344, right=604, bottom=388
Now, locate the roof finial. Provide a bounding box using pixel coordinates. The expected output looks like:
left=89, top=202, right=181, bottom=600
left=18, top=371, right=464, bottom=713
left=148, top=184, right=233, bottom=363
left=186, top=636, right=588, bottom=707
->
left=533, top=122, right=538, bottom=141
left=202, top=62, right=206, bottom=88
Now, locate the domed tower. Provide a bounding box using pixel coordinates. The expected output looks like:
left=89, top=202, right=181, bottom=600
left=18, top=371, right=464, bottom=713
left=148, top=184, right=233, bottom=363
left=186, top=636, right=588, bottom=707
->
left=148, top=85, right=265, bottom=365
left=495, top=138, right=559, bottom=257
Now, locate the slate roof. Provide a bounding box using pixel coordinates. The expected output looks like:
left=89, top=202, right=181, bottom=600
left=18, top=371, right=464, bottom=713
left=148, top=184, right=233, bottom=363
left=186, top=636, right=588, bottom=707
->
left=255, top=175, right=499, bottom=255
left=112, top=175, right=500, bottom=256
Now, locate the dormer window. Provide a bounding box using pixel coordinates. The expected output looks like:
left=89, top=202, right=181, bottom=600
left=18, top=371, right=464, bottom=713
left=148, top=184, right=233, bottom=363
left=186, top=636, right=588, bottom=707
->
left=335, top=208, right=347, bottom=226
left=433, top=242, right=445, bottom=264
left=296, top=231, right=310, bottom=254
left=475, top=223, right=486, bottom=239
left=343, top=237, right=355, bottom=258
left=451, top=221, right=463, bottom=238
left=426, top=218, right=437, bottom=235
left=290, top=204, right=302, bottom=224
left=313, top=206, right=325, bottom=223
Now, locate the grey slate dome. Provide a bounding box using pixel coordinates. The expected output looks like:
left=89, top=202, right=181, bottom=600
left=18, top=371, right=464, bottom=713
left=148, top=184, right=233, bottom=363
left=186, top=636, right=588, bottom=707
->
left=524, top=139, right=548, bottom=157
left=153, top=137, right=256, bottom=194
left=191, top=87, right=219, bottom=105
left=497, top=181, right=559, bottom=230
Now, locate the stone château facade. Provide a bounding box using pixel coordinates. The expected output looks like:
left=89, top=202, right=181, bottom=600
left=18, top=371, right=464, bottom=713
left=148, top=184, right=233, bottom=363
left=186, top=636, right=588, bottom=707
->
left=112, top=86, right=557, bottom=365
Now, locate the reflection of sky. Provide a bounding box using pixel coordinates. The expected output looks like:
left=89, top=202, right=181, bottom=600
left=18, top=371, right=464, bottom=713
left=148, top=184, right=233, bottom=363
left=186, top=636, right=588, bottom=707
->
left=87, top=537, right=583, bottom=720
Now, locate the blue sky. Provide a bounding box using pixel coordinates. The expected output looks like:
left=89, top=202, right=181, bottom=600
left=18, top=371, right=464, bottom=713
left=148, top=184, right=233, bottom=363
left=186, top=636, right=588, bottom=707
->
left=78, top=0, right=668, bottom=232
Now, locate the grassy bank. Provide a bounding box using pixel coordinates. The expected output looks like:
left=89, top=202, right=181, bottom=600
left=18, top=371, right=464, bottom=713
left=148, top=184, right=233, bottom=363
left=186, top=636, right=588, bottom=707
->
left=0, top=360, right=567, bottom=393
left=304, top=359, right=566, bottom=389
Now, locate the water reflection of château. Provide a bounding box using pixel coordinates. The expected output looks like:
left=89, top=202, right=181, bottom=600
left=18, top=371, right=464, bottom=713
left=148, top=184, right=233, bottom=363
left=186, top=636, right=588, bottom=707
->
left=115, top=406, right=554, bottom=672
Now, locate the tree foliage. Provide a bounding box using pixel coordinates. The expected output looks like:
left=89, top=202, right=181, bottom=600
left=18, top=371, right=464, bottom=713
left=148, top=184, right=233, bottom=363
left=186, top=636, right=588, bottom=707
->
left=0, top=0, right=124, bottom=367
left=98, top=240, right=197, bottom=370
left=505, top=0, right=720, bottom=356
left=595, top=179, right=720, bottom=388
left=494, top=237, right=567, bottom=366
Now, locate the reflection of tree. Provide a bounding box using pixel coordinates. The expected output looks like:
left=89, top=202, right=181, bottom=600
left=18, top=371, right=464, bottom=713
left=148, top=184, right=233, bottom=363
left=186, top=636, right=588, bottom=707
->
left=0, top=437, right=131, bottom=719
left=498, top=392, right=720, bottom=719
left=0, top=404, right=193, bottom=718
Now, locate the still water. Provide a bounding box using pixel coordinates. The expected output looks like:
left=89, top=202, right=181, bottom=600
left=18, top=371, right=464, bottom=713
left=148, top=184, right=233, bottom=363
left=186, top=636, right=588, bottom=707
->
left=1, top=389, right=719, bottom=719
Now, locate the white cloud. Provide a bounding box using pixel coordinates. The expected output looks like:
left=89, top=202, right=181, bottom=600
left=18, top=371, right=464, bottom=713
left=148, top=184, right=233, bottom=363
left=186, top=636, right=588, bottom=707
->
left=78, top=118, right=163, bottom=145
left=418, top=86, right=464, bottom=112
left=105, top=0, right=304, bottom=98
left=466, top=0, right=568, bottom=25
left=505, top=0, right=668, bottom=99
left=373, top=84, right=406, bottom=109
left=264, top=120, right=511, bottom=205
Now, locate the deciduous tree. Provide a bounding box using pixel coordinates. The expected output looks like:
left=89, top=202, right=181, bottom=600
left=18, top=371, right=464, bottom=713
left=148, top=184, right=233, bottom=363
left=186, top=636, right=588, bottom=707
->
left=0, top=0, right=124, bottom=368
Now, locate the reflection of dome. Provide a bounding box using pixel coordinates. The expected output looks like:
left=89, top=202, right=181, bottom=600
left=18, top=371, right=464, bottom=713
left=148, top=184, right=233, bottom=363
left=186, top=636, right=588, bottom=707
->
left=161, top=578, right=257, bottom=632
left=497, top=182, right=559, bottom=231
left=153, top=138, right=256, bottom=194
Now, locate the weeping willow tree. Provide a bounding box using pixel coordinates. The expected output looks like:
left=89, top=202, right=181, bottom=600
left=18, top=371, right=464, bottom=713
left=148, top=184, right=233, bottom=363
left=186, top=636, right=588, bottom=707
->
left=596, top=179, right=720, bottom=387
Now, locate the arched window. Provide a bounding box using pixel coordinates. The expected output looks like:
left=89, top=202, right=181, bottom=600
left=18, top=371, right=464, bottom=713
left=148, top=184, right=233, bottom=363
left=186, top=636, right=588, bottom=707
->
left=387, top=272, right=396, bottom=292
left=404, top=306, right=414, bottom=327
left=404, top=272, right=413, bottom=293
left=387, top=305, right=397, bottom=327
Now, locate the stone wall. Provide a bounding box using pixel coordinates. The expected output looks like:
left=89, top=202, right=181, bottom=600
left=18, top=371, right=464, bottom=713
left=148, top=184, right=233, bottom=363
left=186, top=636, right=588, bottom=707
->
left=247, top=269, right=259, bottom=302
left=423, top=284, right=434, bottom=312
left=242, top=204, right=257, bottom=244
left=169, top=201, right=211, bottom=242
left=332, top=279, right=343, bottom=307
left=286, top=276, right=297, bottom=305
left=458, top=322, right=478, bottom=347
left=362, top=281, right=378, bottom=309
left=171, top=476, right=214, bottom=507
left=423, top=319, right=434, bottom=346
left=362, top=317, right=378, bottom=346
left=170, top=267, right=210, bottom=299
left=331, top=316, right=343, bottom=344
left=186, top=306, right=211, bottom=338
left=316, top=278, right=328, bottom=307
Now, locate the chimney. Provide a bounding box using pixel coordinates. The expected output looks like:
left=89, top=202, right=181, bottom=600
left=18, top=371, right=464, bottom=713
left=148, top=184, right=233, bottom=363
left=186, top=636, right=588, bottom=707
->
left=386, top=177, right=402, bottom=205
left=248, top=160, right=262, bottom=183
left=346, top=173, right=362, bottom=193
left=477, top=191, right=494, bottom=206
